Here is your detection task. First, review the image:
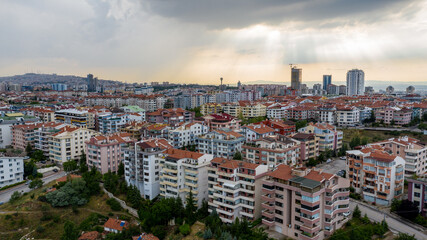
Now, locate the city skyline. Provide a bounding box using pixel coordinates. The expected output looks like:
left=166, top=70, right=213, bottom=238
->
left=1, top=1, right=427, bottom=85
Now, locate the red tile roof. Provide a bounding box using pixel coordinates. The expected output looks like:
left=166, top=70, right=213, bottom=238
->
left=132, top=234, right=160, bottom=240
left=103, top=218, right=129, bottom=231
left=164, top=148, right=204, bottom=159
left=78, top=231, right=100, bottom=240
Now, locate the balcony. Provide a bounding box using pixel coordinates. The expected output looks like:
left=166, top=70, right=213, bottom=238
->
left=261, top=201, right=275, bottom=211
left=262, top=217, right=274, bottom=227
left=261, top=194, right=274, bottom=202
left=262, top=209, right=274, bottom=219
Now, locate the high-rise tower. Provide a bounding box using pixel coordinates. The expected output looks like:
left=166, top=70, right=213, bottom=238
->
left=87, top=74, right=98, bottom=92
left=346, top=69, right=364, bottom=96
left=323, top=75, right=332, bottom=90
left=291, top=67, right=302, bottom=90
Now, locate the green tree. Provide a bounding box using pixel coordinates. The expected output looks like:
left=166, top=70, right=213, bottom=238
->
left=118, top=162, right=124, bottom=176
left=32, top=150, right=46, bottom=162
left=353, top=205, right=361, bottom=219
left=394, top=233, right=417, bottom=240
left=24, top=160, right=38, bottom=179
left=391, top=198, right=402, bottom=212
left=63, top=160, right=78, bottom=172
left=233, top=151, right=242, bottom=160
left=9, top=191, right=21, bottom=204
left=61, top=221, right=80, bottom=240
left=25, top=143, right=33, bottom=157
left=339, top=143, right=349, bottom=156
left=185, top=190, right=197, bottom=225
left=349, top=136, right=361, bottom=149
left=106, top=198, right=122, bottom=211
left=46, top=178, right=88, bottom=207
left=29, top=178, right=43, bottom=189
left=295, top=120, right=308, bottom=131
left=361, top=137, right=369, bottom=146
left=79, top=151, right=88, bottom=173
left=179, top=224, right=191, bottom=236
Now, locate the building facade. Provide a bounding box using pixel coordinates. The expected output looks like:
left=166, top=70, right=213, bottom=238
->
left=346, top=69, right=364, bottom=96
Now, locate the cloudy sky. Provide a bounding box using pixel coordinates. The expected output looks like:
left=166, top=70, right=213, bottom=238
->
left=1, top=0, right=427, bottom=86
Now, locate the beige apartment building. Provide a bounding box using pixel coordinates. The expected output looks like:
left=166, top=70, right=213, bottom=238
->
left=49, top=126, right=98, bottom=164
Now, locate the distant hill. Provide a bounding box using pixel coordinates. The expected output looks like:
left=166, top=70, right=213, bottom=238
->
left=0, top=73, right=118, bottom=85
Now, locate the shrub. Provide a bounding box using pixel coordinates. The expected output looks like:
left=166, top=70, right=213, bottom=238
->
left=179, top=224, right=191, bottom=236
left=353, top=205, right=361, bottom=219
left=36, top=226, right=45, bottom=233
left=106, top=198, right=122, bottom=211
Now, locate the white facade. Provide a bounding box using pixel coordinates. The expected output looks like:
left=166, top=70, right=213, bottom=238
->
left=160, top=149, right=214, bottom=207
left=169, top=122, right=208, bottom=148
left=346, top=69, right=365, bottom=96
left=0, top=157, right=24, bottom=188
left=336, top=107, right=360, bottom=127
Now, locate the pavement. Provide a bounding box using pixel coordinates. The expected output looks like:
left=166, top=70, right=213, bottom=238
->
left=349, top=200, right=427, bottom=240
left=0, top=170, right=66, bottom=203
left=316, top=157, right=346, bottom=175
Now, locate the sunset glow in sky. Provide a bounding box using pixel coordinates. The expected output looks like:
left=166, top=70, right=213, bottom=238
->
left=1, top=0, right=427, bottom=85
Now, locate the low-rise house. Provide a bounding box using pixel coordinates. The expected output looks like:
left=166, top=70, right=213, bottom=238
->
left=132, top=233, right=160, bottom=240
left=104, top=218, right=129, bottom=234
left=78, top=231, right=101, bottom=240
left=208, top=158, right=269, bottom=223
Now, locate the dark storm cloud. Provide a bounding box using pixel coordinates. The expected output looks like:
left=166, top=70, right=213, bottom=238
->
left=143, top=0, right=421, bottom=29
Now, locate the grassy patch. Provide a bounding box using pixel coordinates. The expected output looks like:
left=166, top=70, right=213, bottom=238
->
left=342, top=129, right=427, bottom=145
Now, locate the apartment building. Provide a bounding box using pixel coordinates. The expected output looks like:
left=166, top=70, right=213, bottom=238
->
left=124, top=138, right=172, bottom=200
left=49, top=126, right=98, bottom=164
left=407, top=177, right=427, bottom=217
left=200, top=103, right=222, bottom=115
left=86, top=133, right=134, bottom=174
left=0, top=156, right=24, bottom=188
left=34, top=122, right=68, bottom=157
left=120, top=121, right=150, bottom=141
left=368, top=136, right=427, bottom=177
left=0, top=115, right=38, bottom=148
left=12, top=123, right=40, bottom=150
left=196, top=129, right=245, bottom=159
left=239, top=102, right=267, bottom=118
left=266, top=103, right=288, bottom=119
left=20, top=107, right=55, bottom=122
left=291, top=133, right=319, bottom=161
left=198, top=113, right=241, bottom=131
left=222, top=103, right=241, bottom=117
left=375, top=107, right=412, bottom=126
left=261, top=165, right=350, bottom=240
left=147, top=108, right=194, bottom=128
left=346, top=147, right=405, bottom=206
left=168, top=122, right=208, bottom=148
left=318, top=106, right=336, bottom=125
left=98, top=113, right=131, bottom=134
left=242, top=135, right=300, bottom=168
left=144, top=124, right=170, bottom=139
left=288, top=106, right=318, bottom=120
left=207, top=158, right=269, bottom=223
left=55, top=109, right=89, bottom=127
left=299, top=122, right=343, bottom=152
left=336, top=106, right=360, bottom=127
left=261, top=119, right=296, bottom=136
left=243, top=124, right=275, bottom=142
left=159, top=149, right=214, bottom=207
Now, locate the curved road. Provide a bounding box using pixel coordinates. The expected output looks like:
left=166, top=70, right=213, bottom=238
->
left=0, top=171, right=66, bottom=203
left=350, top=200, right=427, bottom=240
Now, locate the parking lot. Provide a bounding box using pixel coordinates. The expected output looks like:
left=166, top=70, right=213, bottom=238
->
left=316, top=157, right=346, bottom=175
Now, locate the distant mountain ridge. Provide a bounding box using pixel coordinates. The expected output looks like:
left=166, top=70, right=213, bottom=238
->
left=0, top=73, right=118, bottom=85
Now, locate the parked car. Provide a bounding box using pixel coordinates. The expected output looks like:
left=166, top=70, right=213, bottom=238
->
left=326, top=159, right=332, bottom=163
left=0, top=201, right=4, bottom=206
left=340, top=156, right=346, bottom=160
left=40, top=161, right=46, bottom=164
left=53, top=168, right=58, bottom=173
left=25, top=180, right=31, bottom=185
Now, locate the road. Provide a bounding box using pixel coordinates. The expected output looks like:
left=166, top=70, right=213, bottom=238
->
left=349, top=201, right=427, bottom=240
left=0, top=171, right=66, bottom=203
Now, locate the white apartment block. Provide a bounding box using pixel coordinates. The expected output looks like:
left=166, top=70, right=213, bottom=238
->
left=196, top=130, right=245, bottom=159
left=49, top=126, right=98, bottom=164
left=34, top=122, right=67, bottom=157
left=0, top=157, right=24, bottom=188
left=169, top=122, right=209, bottom=148
left=318, top=106, right=336, bottom=125
left=124, top=139, right=171, bottom=200
left=160, top=149, right=214, bottom=207
left=336, top=106, right=360, bottom=127
left=266, top=103, right=288, bottom=120
left=208, top=158, right=269, bottom=223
